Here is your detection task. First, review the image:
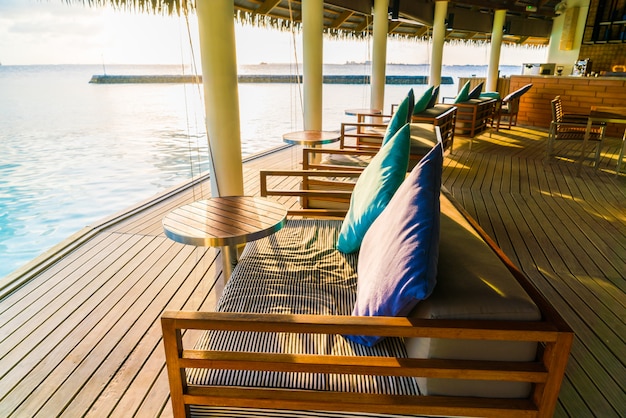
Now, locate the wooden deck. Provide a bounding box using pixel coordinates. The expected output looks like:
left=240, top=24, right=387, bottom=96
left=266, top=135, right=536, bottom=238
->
left=0, top=127, right=624, bottom=417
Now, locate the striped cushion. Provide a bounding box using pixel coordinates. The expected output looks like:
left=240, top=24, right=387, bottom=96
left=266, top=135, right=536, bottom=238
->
left=188, top=220, right=420, bottom=396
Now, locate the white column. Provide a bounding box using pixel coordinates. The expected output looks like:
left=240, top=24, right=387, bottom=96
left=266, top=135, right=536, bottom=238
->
left=371, top=0, right=389, bottom=113
left=430, top=1, right=448, bottom=87
left=196, top=0, right=243, bottom=197
left=303, top=0, right=324, bottom=130
left=487, top=9, right=506, bottom=92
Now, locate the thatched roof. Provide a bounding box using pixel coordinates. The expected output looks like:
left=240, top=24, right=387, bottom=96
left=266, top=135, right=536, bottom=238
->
left=68, top=0, right=560, bottom=45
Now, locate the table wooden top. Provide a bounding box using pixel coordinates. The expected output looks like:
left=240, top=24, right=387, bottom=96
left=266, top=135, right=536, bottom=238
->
left=344, top=108, right=382, bottom=117
left=282, top=130, right=341, bottom=146
left=162, top=196, right=287, bottom=247
left=589, top=106, right=626, bottom=121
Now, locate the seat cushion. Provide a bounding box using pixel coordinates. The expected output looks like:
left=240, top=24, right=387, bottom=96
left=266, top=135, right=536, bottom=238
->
left=336, top=124, right=411, bottom=254
left=405, top=194, right=541, bottom=398
left=347, top=142, right=443, bottom=347
left=188, top=219, right=420, bottom=396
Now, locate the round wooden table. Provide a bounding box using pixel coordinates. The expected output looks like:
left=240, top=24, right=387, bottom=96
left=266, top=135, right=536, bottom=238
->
left=162, top=196, right=287, bottom=280
left=282, top=130, right=341, bottom=166
left=577, top=106, right=626, bottom=175
left=344, top=108, right=382, bottom=123
left=282, top=130, right=341, bottom=146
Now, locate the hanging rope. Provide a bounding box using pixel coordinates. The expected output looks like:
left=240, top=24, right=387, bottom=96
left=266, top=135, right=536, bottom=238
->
left=287, top=0, right=304, bottom=131
left=360, top=14, right=372, bottom=109
left=182, top=7, right=221, bottom=198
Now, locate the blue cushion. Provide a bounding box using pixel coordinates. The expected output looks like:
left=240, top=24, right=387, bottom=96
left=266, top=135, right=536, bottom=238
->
left=468, top=82, right=484, bottom=99
left=413, top=86, right=434, bottom=115
left=347, top=142, right=444, bottom=346
left=383, top=91, right=414, bottom=145
left=454, top=81, right=471, bottom=104
left=336, top=124, right=411, bottom=254
left=427, top=85, right=439, bottom=108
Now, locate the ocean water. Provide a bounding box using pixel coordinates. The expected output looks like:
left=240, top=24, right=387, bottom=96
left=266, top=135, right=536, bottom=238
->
left=0, top=63, right=522, bottom=278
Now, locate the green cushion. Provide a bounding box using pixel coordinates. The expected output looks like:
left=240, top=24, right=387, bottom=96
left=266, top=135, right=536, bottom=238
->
left=384, top=91, right=413, bottom=145
left=413, top=86, right=434, bottom=115
left=479, top=91, right=501, bottom=100
left=454, top=81, right=471, bottom=104
left=336, top=124, right=411, bottom=254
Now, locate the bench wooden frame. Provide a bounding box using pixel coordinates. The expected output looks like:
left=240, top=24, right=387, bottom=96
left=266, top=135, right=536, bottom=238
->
left=454, top=98, right=497, bottom=138
left=339, top=105, right=457, bottom=152
left=410, top=105, right=457, bottom=151
left=162, top=173, right=573, bottom=418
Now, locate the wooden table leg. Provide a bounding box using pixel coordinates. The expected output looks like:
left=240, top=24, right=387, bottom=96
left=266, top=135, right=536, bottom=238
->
left=221, top=245, right=238, bottom=281
left=576, top=118, right=593, bottom=176
left=615, top=129, right=626, bottom=175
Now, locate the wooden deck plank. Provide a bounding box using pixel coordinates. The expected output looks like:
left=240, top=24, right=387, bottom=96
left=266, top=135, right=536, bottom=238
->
left=0, top=126, right=623, bottom=418
left=5, top=236, right=179, bottom=407
left=445, top=129, right=625, bottom=418
left=0, top=233, right=145, bottom=370
left=84, top=249, right=220, bottom=418
left=0, top=231, right=119, bottom=328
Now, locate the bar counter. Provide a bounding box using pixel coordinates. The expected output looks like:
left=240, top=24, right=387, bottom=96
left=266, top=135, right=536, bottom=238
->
left=510, top=74, right=626, bottom=137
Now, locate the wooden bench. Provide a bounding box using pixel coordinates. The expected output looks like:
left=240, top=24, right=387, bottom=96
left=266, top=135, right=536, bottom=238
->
left=161, top=168, right=573, bottom=417
left=305, top=123, right=443, bottom=173
left=452, top=98, right=497, bottom=137
left=410, top=104, right=457, bottom=151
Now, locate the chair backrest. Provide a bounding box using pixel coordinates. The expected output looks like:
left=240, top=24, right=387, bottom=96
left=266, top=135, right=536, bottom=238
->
left=507, top=96, right=521, bottom=114
left=503, top=83, right=533, bottom=103
left=551, top=96, right=564, bottom=123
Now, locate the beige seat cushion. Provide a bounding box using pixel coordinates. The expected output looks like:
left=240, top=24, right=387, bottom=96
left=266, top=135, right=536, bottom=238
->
left=406, top=195, right=541, bottom=398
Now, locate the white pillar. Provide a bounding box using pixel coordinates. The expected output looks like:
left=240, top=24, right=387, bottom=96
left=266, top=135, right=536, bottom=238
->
left=430, top=1, right=448, bottom=87
left=371, top=0, right=389, bottom=113
left=303, top=0, right=324, bottom=130
left=487, top=9, right=506, bottom=92
left=196, top=0, right=243, bottom=197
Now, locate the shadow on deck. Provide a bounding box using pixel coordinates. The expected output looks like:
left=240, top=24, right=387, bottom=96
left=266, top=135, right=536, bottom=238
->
left=0, top=127, right=624, bottom=417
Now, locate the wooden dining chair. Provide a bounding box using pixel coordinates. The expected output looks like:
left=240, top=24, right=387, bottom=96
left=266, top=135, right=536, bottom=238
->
left=491, top=83, right=532, bottom=131
left=546, top=96, right=606, bottom=166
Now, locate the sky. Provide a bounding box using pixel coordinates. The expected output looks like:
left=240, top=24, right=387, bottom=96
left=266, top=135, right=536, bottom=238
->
left=0, top=1, right=547, bottom=66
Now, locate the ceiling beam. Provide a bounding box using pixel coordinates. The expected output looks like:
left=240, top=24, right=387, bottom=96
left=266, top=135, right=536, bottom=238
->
left=254, top=0, right=282, bottom=16
left=388, top=21, right=403, bottom=33
left=413, top=26, right=430, bottom=37
left=354, top=19, right=370, bottom=32
left=446, top=0, right=556, bottom=17
left=330, top=10, right=354, bottom=28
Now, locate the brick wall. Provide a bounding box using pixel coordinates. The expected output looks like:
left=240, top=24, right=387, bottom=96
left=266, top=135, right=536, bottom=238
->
left=511, top=75, right=626, bottom=137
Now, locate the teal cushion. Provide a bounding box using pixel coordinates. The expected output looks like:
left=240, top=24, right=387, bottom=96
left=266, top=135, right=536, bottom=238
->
left=427, top=85, right=439, bottom=108
left=384, top=91, right=414, bottom=145
left=479, top=91, right=500, bottom=100
left=413, top=86, right=434, bottom=115
left=336, top=124, right=411, bottom=254
left=347, top=142, right=444, bottom=346
left=454, top=81, right=471, bottom=103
